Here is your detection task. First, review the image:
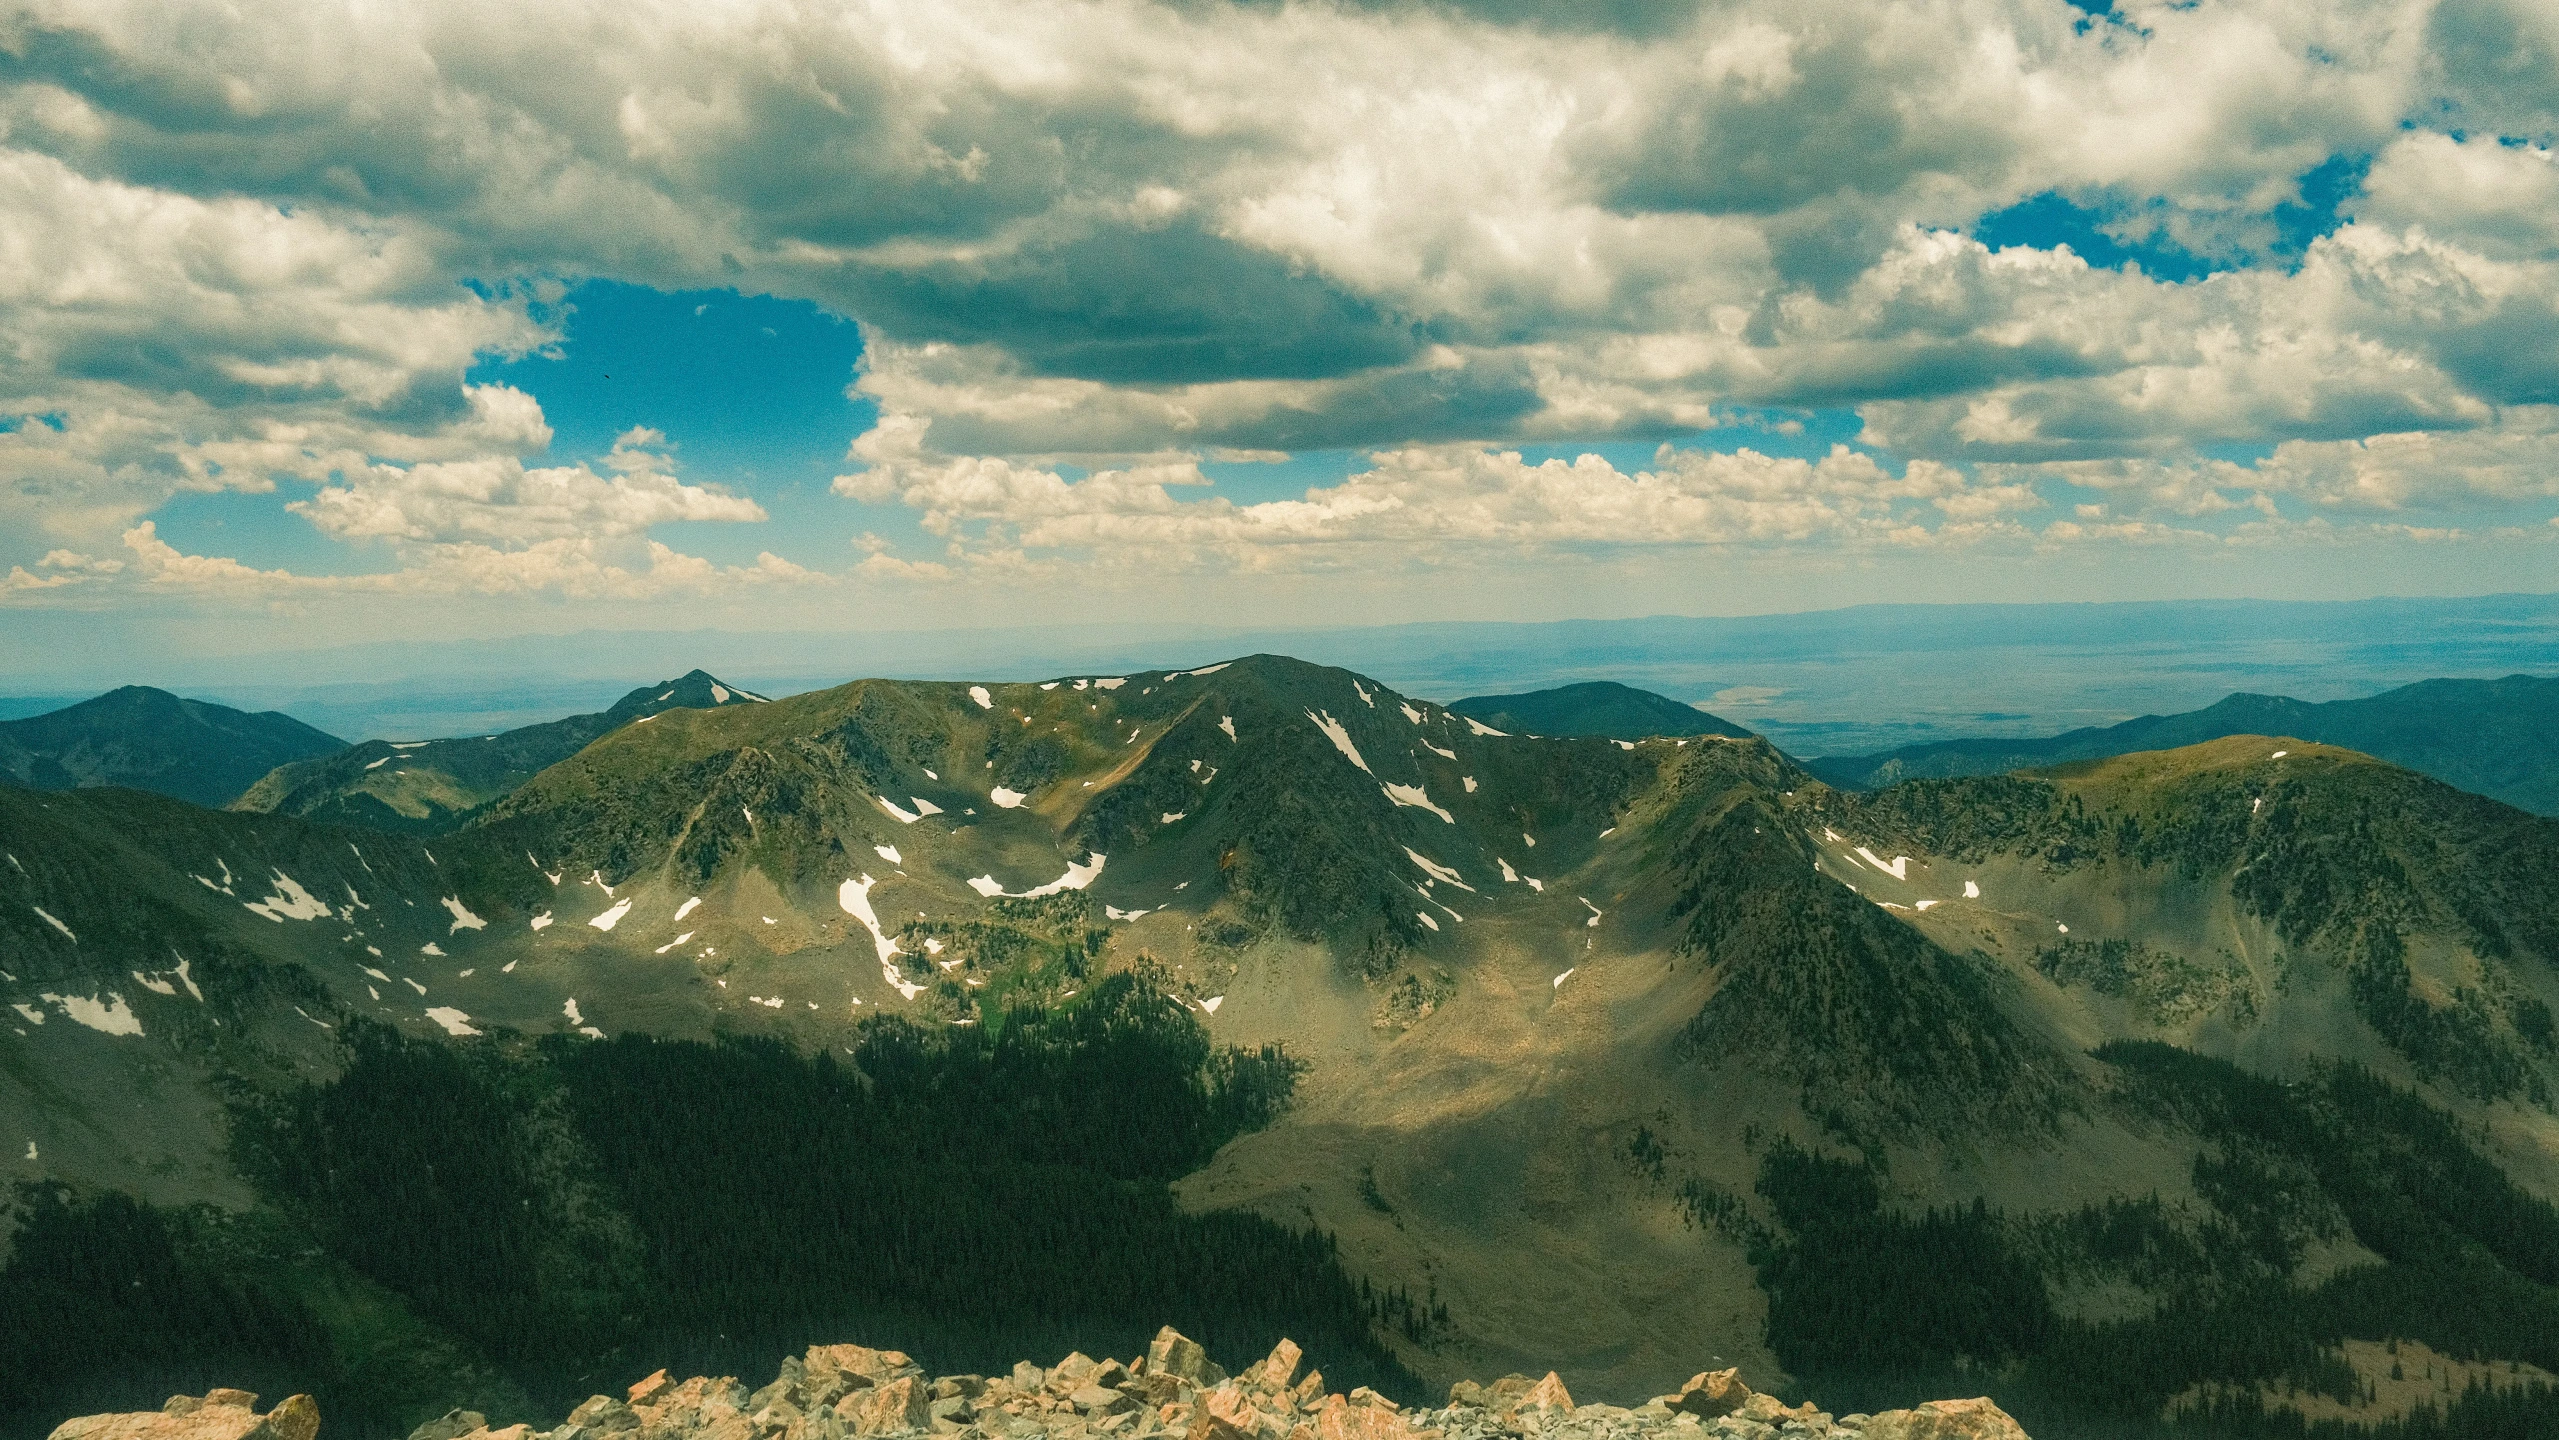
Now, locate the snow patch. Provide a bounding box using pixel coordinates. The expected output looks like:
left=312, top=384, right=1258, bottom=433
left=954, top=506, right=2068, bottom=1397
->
left=1306, top=709, right=1369, bottom=772
left=1415, top=911, right=1440, bottom=932
left=1580, top=897, right=1603, bottom=928
left=970, top=685, right=993, bottom=709
left=245, top=873, right=330, bottom=923
left=1462, top=717, right=1507, bottom=737
left=1382, top=782, right=1454, bottom=823
left=9, top=1003, right=40, bottom=1025
left=654, top=932, right=694, bottom=955
left=990, top=786, right=1028, bottom=809
left=1161, top=812, right=1186, bottom=824
left=969, top=854, right=1109, bottom=900
left=1552, top=968, right=1575, bottom=989
left=43, top=993, right=142, bottom=1037
left=1106, top=905, right=1151, bottom=921
left=403, top=977, right=428, bottom=996
left=132, top=971, right=176, bottom=996
left=564, top=998, right=584, bottom=1026
left=1853, top=848, right=1910, bottom=880
left=1915, top=899, right=1940, bottom=911
left=419, top=943, right=444, bottom=957
left=530, top=912, right=553, bottom=931
left=1498, top=858, right=1519, bottom=883
left=711, top=683, right=731, bottom=703
left=1354, top=682, right=1375, bottom=707
left=424, top=1008, right=480, bottom=1037
left=1400, top=702, right=1425, bottom=725
left=2271, top=749, right=2287, bottom=758
left=31, top=905, right=76, bottom=941
left=1189, top=662, right=1231, bottom=676
left=1423, top=740, right=1457, bottom=760
left=365, top=757, right=390, bottom=770
left=588, top=898, right=634, bottom=932
left=875, top=845, right=903, bottom=864
left=674, top=896, right=702, bottom=922
left=1963, top=880, right=1981, bottom=899
left=1404, top=848, right=1475, bottom=891
left=1201, top=995, right=1224, bottom=1014
left=1096, top=677, right=1126, bottom=690
left=1462, top=775, right=1477, bottom=792
left=442, top=897, right=488, bottom=932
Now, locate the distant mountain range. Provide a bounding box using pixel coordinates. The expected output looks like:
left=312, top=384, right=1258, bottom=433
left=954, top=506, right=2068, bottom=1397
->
left=230, top=669, right=767, bottom=833
left=6, top=655, right=2558, bottom=1440
left=1807, top=673, right=2559, bottom=815
left=1448, top=680, right=1751, bottom=742
left=0, top=686, right=344, bottom=808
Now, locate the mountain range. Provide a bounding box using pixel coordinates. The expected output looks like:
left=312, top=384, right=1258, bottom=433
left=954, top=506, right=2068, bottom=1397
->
left=4, top=656, right=2557, bottom=1440
left=1808, top=675, right=2559, bottom=816
left=0, top=686, right=343, bottom=808
left=230, top=670, right=770, bottom=833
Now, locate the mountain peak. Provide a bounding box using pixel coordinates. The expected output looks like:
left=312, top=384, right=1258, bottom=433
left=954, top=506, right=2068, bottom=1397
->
left=1449, top=680, right=1750, bottom=742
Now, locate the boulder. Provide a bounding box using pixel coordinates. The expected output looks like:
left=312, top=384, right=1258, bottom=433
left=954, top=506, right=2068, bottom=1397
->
left=1072, top=1387, right=1135, bottom=1417
left=406, top=1411, right=489, bottom=1440
left=628, top=1374, right=673, bottom=1408
left=1511, top=1376, right=1571, bottom=1417
left=840, top=1375, right=931, bottom=1436
left=1859, top=1398, right=2030, bottom=1440
left=1289, top=1372, right=1326, bottom=1412
left=1254, top=1342, right=1303, bottom=1394
left=1662, top=1370, right=1751, bottom=1420
left=1307, top=1396, right=1425, bottom=1440
left=47, top=1391, right=320, bottom=1440
left=565, top=1397, right=638, bottom=1436
left=1148, top=1330, right=1210, bottom=1384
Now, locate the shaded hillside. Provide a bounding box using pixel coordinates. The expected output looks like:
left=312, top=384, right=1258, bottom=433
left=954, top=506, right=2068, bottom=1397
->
left=0, top=687, right=343, bottom=808
left=1807, top=674, right=2559, bottom=815
left=1449, top=681, right=1751, bottom=742
left=233, top=670, right=767, bottom=834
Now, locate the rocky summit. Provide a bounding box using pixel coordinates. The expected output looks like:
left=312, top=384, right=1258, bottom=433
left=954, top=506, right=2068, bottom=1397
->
left=48, top=1331, right=2027, bottom=1440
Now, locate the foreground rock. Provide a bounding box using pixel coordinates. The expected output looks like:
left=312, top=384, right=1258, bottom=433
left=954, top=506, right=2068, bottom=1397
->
left=45, top=1332, right=2029, bottom=1440
left=49, top=1391, right=320, bottom=1440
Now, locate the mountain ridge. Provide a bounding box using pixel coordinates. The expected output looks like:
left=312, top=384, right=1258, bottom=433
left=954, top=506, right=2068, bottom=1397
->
left=0, top=686, right=344, bottom=808
left=1806, top=674, right=2559, bottom=816
left=232, top=670, right=768, bottom=834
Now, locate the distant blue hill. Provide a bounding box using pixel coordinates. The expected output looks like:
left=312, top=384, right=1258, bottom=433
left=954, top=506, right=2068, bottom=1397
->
left=1806, top=674, right=2559, bottom=815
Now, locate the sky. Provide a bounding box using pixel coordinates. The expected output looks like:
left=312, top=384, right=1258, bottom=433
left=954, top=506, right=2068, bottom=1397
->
left=3, top=0, right=2558, bottom=674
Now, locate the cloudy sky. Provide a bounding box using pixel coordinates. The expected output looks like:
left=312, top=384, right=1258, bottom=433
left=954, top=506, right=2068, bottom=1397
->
left=3, top=0, right=2557, bottom=658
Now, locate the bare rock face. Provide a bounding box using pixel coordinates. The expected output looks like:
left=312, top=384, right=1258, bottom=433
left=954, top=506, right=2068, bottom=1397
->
left=40, top=1327, right=2033, bottom=1440
left=47, top=1391, right=319, bottom=1440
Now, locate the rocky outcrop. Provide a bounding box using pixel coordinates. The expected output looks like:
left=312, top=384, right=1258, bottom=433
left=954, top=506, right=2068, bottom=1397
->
left=48, top=1391, right=320, bottom=1440
left=43, top=1332, right=2030, bottom=1440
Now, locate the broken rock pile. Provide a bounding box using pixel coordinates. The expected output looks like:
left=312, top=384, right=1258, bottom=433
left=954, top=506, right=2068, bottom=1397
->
left=47, top=1329, right=2030, bottom=1440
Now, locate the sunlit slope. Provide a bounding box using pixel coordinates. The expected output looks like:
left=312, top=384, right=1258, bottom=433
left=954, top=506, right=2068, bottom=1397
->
left=233, top=669, right=768, bottom=834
